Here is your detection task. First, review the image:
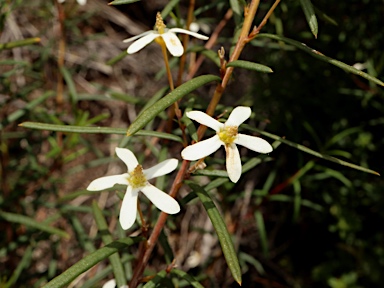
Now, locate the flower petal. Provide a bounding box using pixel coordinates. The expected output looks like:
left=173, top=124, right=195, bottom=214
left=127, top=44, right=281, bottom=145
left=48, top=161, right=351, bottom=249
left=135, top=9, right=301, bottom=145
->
left=87, top=174, right=128, bottom=191
left=186, top=111, right=223, bottom=131
left=235, top=134, right=273, bottom=154
left=225, top=144, right=242, bottom=183
left=76, top=0, right=86, bottom=5
left=161, top=32, right=184, bottom=57
left=123, top=31, right=155, bottom=43
left=115, top=147, right=138, bottom=172
left=225, top=106, right=251, bottom=127
left=127, top=32, right=159, bottom=54
left=168, top=28, right=209, bottom=40
left=181, top=135, right=222, bottom=161
left=144, top=159, right=178, bottom=180
left=119, top=186, right=139, bottom=230
left=141, top=184, right=180, bottom=214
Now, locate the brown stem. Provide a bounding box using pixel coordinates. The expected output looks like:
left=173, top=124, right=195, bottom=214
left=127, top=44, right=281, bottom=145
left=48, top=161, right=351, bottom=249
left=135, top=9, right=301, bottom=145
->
left=129, top=160, right=190, bottom=288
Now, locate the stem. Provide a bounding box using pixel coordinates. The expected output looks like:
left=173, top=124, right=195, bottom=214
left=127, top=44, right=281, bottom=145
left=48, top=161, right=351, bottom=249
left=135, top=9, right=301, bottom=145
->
left=129, top=160, right=190, bottom=288
left=197, top=0, right=261, bottom=140
left=176, top=0, right=195, bottom=86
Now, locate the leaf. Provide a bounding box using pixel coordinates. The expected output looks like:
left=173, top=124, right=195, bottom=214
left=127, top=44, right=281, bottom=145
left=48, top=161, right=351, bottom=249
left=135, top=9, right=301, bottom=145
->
left=0, top=211, right=69, bottom=239
left=257, top=33, right=384, bottom=87
left=171, top=269, right=204, bottom=288
left=161, top=0, right=180, bottom=19
left=299, top=0, right=318, bottom=38
left=188, top=182, right=242, bottom=285
left=126, top=75, right=220, bottom=136
left=243, top=124, right=380, bottom=176
left=227, top=60, right=273, bottom=73
left=108, top=0, right=140, bottom=5
left=42, top=237, right=143, bottom=288
left=92, top=202, right=126, bottom=288
left=254, top=211, right=269, bottom=257
left=19, top=122, right=182, bottom=142
left=0, top=37, right=40, bottom=50
left=142, top=270, right=167, bottom=288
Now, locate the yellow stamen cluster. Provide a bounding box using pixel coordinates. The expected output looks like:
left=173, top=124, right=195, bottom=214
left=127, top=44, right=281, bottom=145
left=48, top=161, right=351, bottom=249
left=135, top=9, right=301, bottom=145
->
left=127, top=165, right=147, bottom=188
left=155, top=12, right=166, bottom=34
left=218, top=126, right=238, bottom=145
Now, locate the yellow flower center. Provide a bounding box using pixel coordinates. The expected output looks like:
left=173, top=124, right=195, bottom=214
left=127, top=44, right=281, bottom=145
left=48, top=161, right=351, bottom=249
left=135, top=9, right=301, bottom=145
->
left=155, top=12, right=166, bottom=34
left=127, top=165, right=147, bottom=189
left=218, top=125, right=238, bottom=145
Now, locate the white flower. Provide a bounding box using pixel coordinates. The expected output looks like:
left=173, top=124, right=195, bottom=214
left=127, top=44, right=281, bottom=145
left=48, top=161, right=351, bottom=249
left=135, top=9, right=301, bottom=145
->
left=123, top=12, right=208, bottom=57
left=181, top=106, right=273, bottom=183
left=57, top=0, right=86, bottom=5
left=87, top=147, right=180, bottom=230
left=102, top=279, right=128, bottom=288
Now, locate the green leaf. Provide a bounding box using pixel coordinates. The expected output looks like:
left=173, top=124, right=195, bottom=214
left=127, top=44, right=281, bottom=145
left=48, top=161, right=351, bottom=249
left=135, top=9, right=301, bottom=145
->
left=108, top=0, right=140, bottom=5
left=161, top=0, right=180, bottom=19
left=0, top=37, right=40, bottom=50
left=142, top=270, right=167, bottom=288
left=257, top=33, right=384, bottom=87
left=254, top=210, right=269, bottom=257
left=243, top=124, right=380, bottom=176
left=0, top=211, right=69, bottom=239
left=60, top=66, right=78, bottom=105
left=92, top=202, right=126, bottom=288
left=19, top=122, right=182, bottom=142
left=188, top=183, right=242, bottom=285
left=4, top=246, right=33, bottom=288
left=42, top=237, right=143, bottom=288
left=170, top=269, right=204, bottom=288
left=299, top=0, right=318, bottom=38
left=227, top=60, right=273, bottom=73
left=126, top=75, right=220, bottom=136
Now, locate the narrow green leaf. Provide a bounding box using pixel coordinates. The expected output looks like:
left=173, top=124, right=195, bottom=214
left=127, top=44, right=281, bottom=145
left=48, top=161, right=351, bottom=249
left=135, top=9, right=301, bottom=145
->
left=108, top=0, right=140, bottom=5
left=60, top=66, right=78, bottom=105
left=0, top=37, right=40, bottom=50
left=257, top=33, right=384, bottom=87
left=189, top=183, right=242, bottom=285
left=161, top=0, right=180, bottom=19
left=313, top=6, right=338, bottom=26
left=92, top=202, right=126, bottom=288
left=299, top=0, right=318, bottom=38
left=42, top=237, right=143, bottom=288
left=126, top=75, right=220, bottom=136
left=19, top=122, right=182, bottom=142
left=142, top=270, right=167, bottom=288
left=243, top=124, right=380, bottom=176
left=0, top=211, right=69, bottom=239
left=1, top=91, right=54, bottom=129
left=254, top=211, right=269, bottom=258
left=227, top=60, right=273, bottom=73
left=4, top=246, right=33, bottom=288
left=170, top=269, right=204, bottom=288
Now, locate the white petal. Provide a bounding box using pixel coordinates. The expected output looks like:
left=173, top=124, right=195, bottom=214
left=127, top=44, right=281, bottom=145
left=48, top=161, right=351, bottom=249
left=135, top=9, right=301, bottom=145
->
left=123, top=31, right=155, bottom=43
left=115, top=147, right=138, bottom=173
left=235, top=134, right=273, bottom=154
left=102, top=279, right=116, bottom=288
left=127, top=33, right=159, bottom=54
left=144, top=159, right=178, bottom=180
left=168, top=28, right=209, bottom=40
left=57, top=0, right=65, bottom=3
left=161, top=32, right=184, bottom=57
left=225, top=106, right=251, bottom=127
left=225, top=144, right=242, bottom=183
left=186, top=111, right=223, bottom=131
left=119, top=186, right=139, bottom=230
left=76, top=0, right=86, bottom=5
left=181, top=135, right=222, bottom=161
left=141, top=184, right=180, bottom=214
left=87, top=174, right=128, bottom=191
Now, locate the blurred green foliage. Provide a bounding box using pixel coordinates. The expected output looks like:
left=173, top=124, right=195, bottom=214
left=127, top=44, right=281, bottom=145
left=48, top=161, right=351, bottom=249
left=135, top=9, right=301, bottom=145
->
left=0, top=0, right=383, bottom=287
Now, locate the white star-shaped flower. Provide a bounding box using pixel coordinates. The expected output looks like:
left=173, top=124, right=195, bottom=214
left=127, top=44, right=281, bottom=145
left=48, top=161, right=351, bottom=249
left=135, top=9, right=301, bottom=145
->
left=181, top=106, right=273, bottom=183
left=57, top=0, right=86, bottom=5
left=102, top=279, right=128, bottom=288
left=87, top=147, right=180, bottom=230
left=123, top=12, right=208, bottom=57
